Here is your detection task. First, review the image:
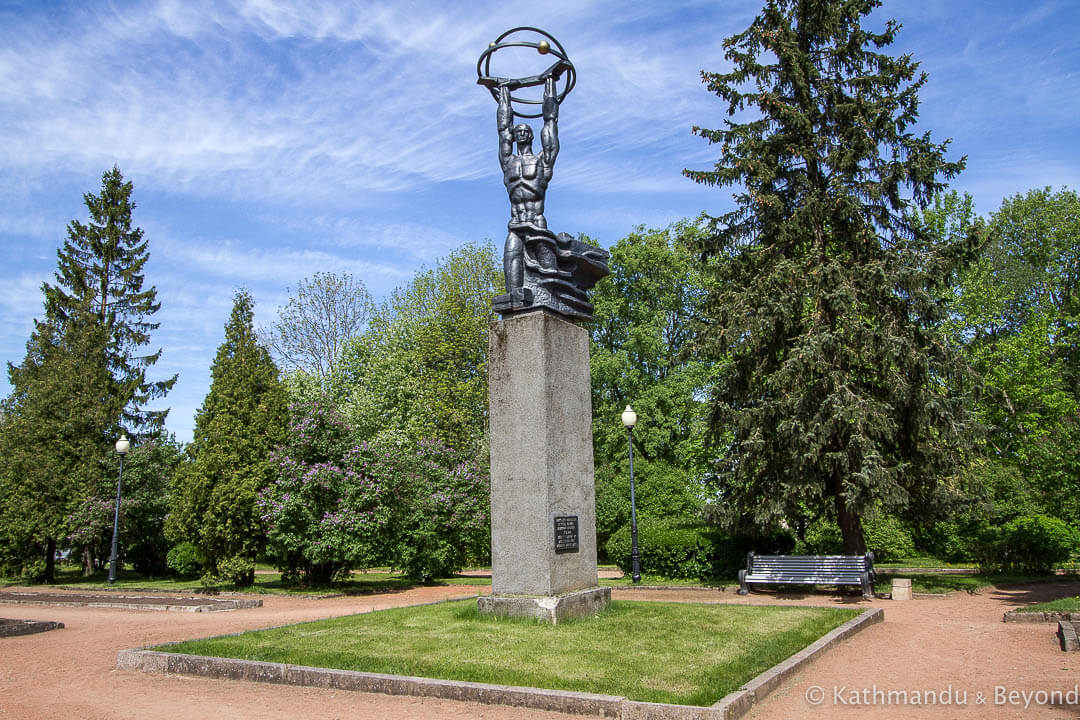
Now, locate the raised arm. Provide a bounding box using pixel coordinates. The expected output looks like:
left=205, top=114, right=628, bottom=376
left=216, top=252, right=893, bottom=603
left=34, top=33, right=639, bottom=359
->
left=498, top=85, right=513, bottom=171
left=540, top=76, right=559, bottom=168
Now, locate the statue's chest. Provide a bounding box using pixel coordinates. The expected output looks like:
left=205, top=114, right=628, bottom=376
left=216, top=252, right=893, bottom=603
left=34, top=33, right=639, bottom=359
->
left=509, top=156, right=539, bottom=180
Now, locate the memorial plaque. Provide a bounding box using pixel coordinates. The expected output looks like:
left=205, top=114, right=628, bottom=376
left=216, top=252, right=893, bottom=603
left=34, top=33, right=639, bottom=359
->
left=554, top=515, right=579, bottom=553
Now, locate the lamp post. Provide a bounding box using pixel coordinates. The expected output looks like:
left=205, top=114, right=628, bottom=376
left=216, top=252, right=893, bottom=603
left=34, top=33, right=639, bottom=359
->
left=107, top=434, right=130, bottom=584
left=621, top=406, right=641, bottom=584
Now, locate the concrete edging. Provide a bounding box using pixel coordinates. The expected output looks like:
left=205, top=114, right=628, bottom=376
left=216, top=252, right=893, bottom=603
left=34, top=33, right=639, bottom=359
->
left=0, top=618, right=65, bottom=637
left=117, top=605, right=883, bottom=719
left=1058, top=620, right=1079, bottom=652
left=1003, top=610, right=1078, bottom=623
left=0, top=597, right=261, bottom=613
left=710, top=607, right=883, bottom=719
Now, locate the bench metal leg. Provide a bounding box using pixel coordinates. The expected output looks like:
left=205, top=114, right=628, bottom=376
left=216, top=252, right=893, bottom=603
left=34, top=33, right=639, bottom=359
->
left=737, top=569, right=749, bottom=595
left=861, top=572, right=873, bottom=599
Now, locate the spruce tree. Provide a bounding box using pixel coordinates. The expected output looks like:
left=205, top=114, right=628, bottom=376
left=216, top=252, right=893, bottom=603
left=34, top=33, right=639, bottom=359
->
left=685, top=0, right=980, bottom=552
left=166, top=290, right=287, bottom=585
left=0, top=167, right=172, bottom=580
left=42, top=165, right=176, bottom=433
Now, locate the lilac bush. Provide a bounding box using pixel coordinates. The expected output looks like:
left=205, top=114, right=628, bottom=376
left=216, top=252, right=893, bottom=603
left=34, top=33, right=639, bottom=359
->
left=259, top=397, right=491, bottom=585
left=258, top=398, right=390, bottom=584
left=381, top=437, right=490, bottom=583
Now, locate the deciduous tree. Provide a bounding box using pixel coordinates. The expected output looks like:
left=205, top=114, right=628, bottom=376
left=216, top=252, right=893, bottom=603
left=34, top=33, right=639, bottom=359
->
left=944, top=187, right=1080, bottom=522
left=588, top=222, right=713, bottom=545
left=336, top=241, right=500, bottom=455
left=263, top=272, right=372, bottom=381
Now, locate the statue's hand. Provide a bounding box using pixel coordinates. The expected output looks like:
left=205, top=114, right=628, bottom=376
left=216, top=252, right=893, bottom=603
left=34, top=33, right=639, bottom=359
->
left=478, top=75, right=522, bottom=91
left=549, top=60, right=572, bottom=81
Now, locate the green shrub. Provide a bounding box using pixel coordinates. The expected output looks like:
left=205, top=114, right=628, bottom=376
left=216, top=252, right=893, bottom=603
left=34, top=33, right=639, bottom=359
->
left=593, top=459, right=705, bottom=560
left=607, top=519, right=794, bottom=580
left=793, top=518, right=842, bottom=555
left=607, top=519, right=714, bottom=579
left=202, top=554, right=255, bottom=588
left=975, top=514, right=1078, bottom=574
left=794, top=513, right=916, bottom=562
left=166, top=542, right=202, bottom=578
left=863, top=514, right=916, bottom=562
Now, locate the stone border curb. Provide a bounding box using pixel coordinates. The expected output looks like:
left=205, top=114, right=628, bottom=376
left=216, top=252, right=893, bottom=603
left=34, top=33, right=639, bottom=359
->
left=1003, top=610, right=1079, bottom=623
left=0, top=618, right=64, bottom=637
left=117, top=605, right=882, bottom=719
left=0, top=596, right=261, bottom=613
left=1058, top=621, right=1079, bottom=652
left=710, top=607, right=883, bottom=719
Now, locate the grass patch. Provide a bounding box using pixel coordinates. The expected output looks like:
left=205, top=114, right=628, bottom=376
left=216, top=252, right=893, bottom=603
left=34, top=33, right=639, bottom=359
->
left=875, top=557, right=976, bottom=569
left=874, top=572, right=1072, bottom=595
left=162, top=599, right=857, bottom=706
left=1014, top=595, right=1080, bottom=613
left=875, top=573, right=992, bottom=594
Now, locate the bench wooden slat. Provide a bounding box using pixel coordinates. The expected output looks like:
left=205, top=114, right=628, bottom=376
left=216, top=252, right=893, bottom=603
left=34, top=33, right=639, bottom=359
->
left=738, top=552, right=875, bottom=598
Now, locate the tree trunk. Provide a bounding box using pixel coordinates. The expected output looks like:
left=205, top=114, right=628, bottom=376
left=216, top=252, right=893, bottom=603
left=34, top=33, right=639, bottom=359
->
left=833, top=494, right=867, bottom=556
left=45, top=537, right=56, bottom=584
left=82, top=549, right=95, bottom=576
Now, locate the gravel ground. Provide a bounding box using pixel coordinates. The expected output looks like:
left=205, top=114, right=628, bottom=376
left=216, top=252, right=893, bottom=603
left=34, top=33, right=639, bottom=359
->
left=0, top=580, right=1077, bottom=719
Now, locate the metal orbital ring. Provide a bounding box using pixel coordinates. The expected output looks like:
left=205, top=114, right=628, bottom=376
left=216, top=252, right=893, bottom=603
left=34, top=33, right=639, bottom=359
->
left=476, top=26, right=576, bottom=119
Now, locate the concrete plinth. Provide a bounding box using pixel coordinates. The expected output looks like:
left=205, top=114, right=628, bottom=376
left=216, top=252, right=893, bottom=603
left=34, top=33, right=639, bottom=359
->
left=481, top=310, right=608, bottom=622
left=478, top=587, right=611, bottom=624
left=891, top=577, right=912, bottom=601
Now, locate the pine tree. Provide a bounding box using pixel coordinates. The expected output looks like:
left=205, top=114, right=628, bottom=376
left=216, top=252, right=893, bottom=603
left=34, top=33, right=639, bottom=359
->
left=684, top=0, right=980, bottom=552
left=42, top=166, right=175, bottom=433
left=166, top=290, right=288, bottom=585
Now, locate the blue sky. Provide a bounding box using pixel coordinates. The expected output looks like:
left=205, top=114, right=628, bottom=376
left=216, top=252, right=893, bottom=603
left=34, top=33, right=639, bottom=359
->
left=2, top=0, right=1078, bottom=444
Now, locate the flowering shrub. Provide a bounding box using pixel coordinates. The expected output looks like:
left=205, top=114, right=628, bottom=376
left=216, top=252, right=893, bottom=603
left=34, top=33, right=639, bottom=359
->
left=383, top=437, right=490, bottom=583
left=259, top=398, right=390, bottom=585
left=259, top=397, right=490, bottom=585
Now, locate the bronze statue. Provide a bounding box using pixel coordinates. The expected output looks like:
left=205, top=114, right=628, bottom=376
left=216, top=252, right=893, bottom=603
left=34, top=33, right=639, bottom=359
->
left=478, top=28, right=608, bottom=321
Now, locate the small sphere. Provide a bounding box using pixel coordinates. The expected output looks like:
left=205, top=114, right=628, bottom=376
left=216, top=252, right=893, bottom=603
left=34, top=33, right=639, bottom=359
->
left=537, top=40, right=550, bottom=54
left=489, top=41, right=496, bottom=48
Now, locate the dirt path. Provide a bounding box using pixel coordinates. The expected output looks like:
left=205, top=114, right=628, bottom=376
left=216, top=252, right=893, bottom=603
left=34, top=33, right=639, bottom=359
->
left=0, top=581, right=1077, bottom=719
left=622, top=581, right=1080, bottom=719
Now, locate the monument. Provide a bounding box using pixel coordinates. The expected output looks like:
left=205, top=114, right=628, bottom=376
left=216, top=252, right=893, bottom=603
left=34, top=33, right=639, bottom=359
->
left=475, top=27, right=611, bottom=623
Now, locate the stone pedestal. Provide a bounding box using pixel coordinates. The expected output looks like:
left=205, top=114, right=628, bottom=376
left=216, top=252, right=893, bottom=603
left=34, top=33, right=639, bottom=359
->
left=480, top=310, right=609, bottom=623
left=891, top=577, right=912, bottom=601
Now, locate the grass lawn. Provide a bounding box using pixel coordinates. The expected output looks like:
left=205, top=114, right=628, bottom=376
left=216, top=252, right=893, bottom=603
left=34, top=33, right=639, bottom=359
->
left=1014, top=595, right=1080, bottom=613
left=162, top=599, right=858, bottom=706
left=875, top=557, right=976, bottom=569
left=874, top=572, right=1078, bottom=595
left=874, top=573, right=992, bottom=594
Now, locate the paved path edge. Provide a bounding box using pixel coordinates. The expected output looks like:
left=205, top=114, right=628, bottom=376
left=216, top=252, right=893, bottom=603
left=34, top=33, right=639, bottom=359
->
left=1, top=597, right=262, bottom=612
left=115, top=606, right=884, bottom=720
left=711, top=607, right=884, bottom=720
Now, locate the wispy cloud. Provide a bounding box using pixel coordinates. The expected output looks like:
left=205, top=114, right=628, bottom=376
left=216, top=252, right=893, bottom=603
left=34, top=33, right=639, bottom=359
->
left=2, top=0, right=1078, bottom=442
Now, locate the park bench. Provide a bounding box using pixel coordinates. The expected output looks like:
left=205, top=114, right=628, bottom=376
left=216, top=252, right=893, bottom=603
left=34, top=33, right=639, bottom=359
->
left=737, top=552, right=875, bottom=598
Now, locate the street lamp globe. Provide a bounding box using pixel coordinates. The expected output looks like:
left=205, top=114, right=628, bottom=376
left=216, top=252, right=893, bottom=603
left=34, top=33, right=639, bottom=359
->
left=115, top=435, right=130, bottom=455
left=621, top=405, right=637, bottom=429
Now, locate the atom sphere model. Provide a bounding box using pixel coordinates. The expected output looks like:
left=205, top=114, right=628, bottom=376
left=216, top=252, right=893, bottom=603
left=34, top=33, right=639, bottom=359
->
left=476, top=26, right=576, bottom=119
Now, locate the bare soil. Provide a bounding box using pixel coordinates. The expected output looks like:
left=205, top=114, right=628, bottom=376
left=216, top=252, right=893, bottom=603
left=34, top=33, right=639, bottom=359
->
left=0, top=580, right=1077, bottom=719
